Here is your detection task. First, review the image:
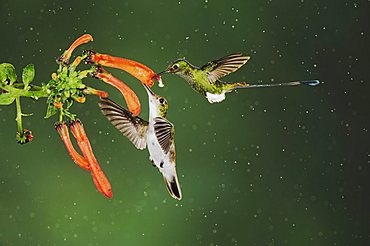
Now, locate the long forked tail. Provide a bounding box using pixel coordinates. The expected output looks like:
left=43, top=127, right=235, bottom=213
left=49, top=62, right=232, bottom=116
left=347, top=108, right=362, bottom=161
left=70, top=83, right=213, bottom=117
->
left=163, top=174, right=182, bottom=200
left=226, top=79, right=320, bottom=91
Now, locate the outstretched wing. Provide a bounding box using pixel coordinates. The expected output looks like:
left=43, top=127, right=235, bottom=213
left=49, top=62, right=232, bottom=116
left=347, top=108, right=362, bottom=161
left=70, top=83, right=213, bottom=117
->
left=99, top=97, right=148, bottom=150
left=201, top=53, right=250, bottom=84
left=154, top=117, right=174, bottom=154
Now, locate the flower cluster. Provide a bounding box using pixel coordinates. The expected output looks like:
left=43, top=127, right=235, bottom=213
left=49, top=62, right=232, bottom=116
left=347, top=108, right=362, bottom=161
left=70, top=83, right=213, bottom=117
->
left=0, top=34, right=163, bottom=198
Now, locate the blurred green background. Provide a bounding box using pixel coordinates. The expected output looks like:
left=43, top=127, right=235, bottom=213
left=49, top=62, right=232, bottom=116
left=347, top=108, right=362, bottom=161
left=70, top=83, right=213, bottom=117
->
left=0, top=0, right=369, bottom=245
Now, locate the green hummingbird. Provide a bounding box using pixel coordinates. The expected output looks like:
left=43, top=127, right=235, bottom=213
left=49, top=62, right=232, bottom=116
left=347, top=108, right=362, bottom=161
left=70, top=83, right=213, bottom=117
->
left=157, top=53, right=320, bottom=103
left=98, top=84, right=182, bottom=200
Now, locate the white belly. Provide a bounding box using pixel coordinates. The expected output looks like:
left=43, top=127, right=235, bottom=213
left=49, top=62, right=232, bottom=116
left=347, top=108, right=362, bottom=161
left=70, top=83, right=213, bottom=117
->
left=147, top=127, right=165, bottom=165
left=206, top=91, right=226, bottom=103
left=146, top=124, right=176, bottom=181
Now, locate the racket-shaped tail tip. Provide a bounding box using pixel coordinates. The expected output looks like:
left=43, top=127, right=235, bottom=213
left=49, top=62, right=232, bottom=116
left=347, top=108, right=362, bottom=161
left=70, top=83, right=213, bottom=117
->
left=164, top=175, right=182, bottom=200
left=301, top=80, right=320, bottom=86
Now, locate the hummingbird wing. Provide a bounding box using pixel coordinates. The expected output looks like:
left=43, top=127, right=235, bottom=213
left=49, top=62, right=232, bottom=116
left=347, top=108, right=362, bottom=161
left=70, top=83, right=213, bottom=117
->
left=201, top=53, right=250, bottom=84
left=153, top=117, right=174, bottom=154
left=99, top=97, right=148, bottom=150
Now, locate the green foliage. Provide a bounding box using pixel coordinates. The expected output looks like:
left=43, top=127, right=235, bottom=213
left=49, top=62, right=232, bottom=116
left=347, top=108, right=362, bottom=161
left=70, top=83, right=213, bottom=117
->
left=44, top=65, right=91, bottom=120
left=0, top=65, right=5, bottom=82
left=0, top=63, right=17, bottom=84
left=0, top=60, right=91, bottom=142
left=45, top=101, right=58, bottom=119
left=22, top=64, right=35, bottom=87
left=0, top=40, right=105, bottom=144
left=0, top=92, right=16, bottom=105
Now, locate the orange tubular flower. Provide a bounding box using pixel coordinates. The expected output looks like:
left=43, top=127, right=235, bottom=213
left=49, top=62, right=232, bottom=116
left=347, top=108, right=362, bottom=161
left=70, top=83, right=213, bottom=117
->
left=83, top=87, right=109, bottom=98
left=69, top=119, right=112, bottom=198
left=54, top=101, right=63, bottom=109
left=56, top=123, right=90, bottom=170
left=87, top=51, right=162, bottom=87
left=91, top=172, right=105, bottom=195
left=93, top=67, right=141, bottom=116
left=59, top=34, right=93, bottom=64
left=74, top=96, right=86, bottom=103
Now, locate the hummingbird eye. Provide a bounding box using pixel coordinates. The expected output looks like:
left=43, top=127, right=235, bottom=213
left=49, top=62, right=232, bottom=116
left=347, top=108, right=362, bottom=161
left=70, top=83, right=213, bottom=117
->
left=159, top=98, right=165, bottom=104
left=173, top=64, right=179, bottom=70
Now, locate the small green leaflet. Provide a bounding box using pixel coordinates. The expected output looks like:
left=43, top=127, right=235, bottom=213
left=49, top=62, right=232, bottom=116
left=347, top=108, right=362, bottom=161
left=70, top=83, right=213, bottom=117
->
left=0, top=63, right=17, bottom=84
left=0, top=93, right=16, bottom=105
left=45, top=103, right=58, bottom=118
left=22, top=64, right=35, bottom=87
left=0, top=64, right=6, bottom=82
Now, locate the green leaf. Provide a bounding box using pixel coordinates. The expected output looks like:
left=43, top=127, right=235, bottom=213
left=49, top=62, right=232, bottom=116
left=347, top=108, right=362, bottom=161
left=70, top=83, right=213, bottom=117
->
left=45, top=103, right=57, bottom=118
left=0, top=93, right=16, bottom=105
left=22, top=64, right=35, bottom=86
left=0, top=64, right=7, bottom=82
left=3, top=63, right=17, bottom=84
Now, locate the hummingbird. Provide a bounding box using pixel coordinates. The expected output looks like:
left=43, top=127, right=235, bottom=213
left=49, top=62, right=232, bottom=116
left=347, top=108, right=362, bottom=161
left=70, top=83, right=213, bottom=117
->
left=157, top=53, right=320, bottom=103
left=98, top=84, right=182, bottom=200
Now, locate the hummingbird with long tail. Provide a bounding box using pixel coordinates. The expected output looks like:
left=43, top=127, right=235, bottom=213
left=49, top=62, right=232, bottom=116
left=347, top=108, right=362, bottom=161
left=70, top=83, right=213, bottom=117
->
left=157, top=53, right=320, bottom=103
left=98, top=84, right=182, bottom=200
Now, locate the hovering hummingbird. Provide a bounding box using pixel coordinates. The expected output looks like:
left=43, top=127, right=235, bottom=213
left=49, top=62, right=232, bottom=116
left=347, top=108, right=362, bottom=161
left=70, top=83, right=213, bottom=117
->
left=157, top=53, right=320, bottom=103
left=98, top=84, right=182, bottom=200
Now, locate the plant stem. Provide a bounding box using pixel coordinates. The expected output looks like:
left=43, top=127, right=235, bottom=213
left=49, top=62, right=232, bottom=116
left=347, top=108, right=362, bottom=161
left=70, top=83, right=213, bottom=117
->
left=0, top=84, right=49, bottom=99
left=59, top=108, right=64, bottom=123
left=15, top=96, right=23, bottom=134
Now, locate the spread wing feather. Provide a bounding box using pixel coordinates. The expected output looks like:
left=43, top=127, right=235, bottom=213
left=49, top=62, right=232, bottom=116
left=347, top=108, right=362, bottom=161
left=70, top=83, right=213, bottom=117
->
left=99, top=97, right=148, bottom=150
left=154, top=117, right=174, bottom=154
left=201, top=53, right=250, bottom=84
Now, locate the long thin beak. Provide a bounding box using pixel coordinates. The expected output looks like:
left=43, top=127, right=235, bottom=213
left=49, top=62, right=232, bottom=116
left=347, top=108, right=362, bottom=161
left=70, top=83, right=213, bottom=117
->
left=143, top=83, right=155, bottom=96
left=156, top=69, right=170, bottom=76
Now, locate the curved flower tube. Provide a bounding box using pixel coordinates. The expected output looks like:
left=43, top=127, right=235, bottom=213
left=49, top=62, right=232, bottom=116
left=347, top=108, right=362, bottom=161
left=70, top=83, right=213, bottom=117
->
left=55, top=119, right=112, bottom=198
left=58, top=34, right=93, bottom=64
left=85, top=50, right=163, bottom=87
left=93, top=67, right=141, bottom=116
left=69, top=119, right=112, bottom=198
left=83, top=87, right=109, bottom=98
left=55, top=122, right=90, bottom=170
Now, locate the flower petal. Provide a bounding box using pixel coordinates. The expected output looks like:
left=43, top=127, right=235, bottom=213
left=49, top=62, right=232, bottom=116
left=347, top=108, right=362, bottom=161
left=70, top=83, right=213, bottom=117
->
left=56, top=122, right=90, bottom=170
left=59, top=34, right=93, bottom=64
left=94, top=67, right=141, bottom=116
left=89, top=53, right=156, bottom=87
left=69, top=119, right=112, bottom=198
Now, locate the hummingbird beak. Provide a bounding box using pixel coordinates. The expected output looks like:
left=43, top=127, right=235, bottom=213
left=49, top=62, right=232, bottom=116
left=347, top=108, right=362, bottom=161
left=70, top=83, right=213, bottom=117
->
left=143, top=83, right=155, bottom=96
left=156, top=69, right=170, bottom=76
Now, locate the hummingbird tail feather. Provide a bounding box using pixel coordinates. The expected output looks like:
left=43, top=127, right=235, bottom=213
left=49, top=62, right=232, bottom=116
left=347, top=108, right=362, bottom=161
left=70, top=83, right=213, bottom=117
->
left=223, top=82, right=250, bottom=92
left=225, top=80, right=320, bottom=90
left=300, top=80, right=320, bottom=86
left=163, top=175, right=182, bottom=200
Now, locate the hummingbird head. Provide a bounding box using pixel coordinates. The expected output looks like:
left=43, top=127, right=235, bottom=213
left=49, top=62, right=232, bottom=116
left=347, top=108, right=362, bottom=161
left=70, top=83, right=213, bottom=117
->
left=143, top=84, right=169, bottom=117
left=157, top=59, right=190, bottom=76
